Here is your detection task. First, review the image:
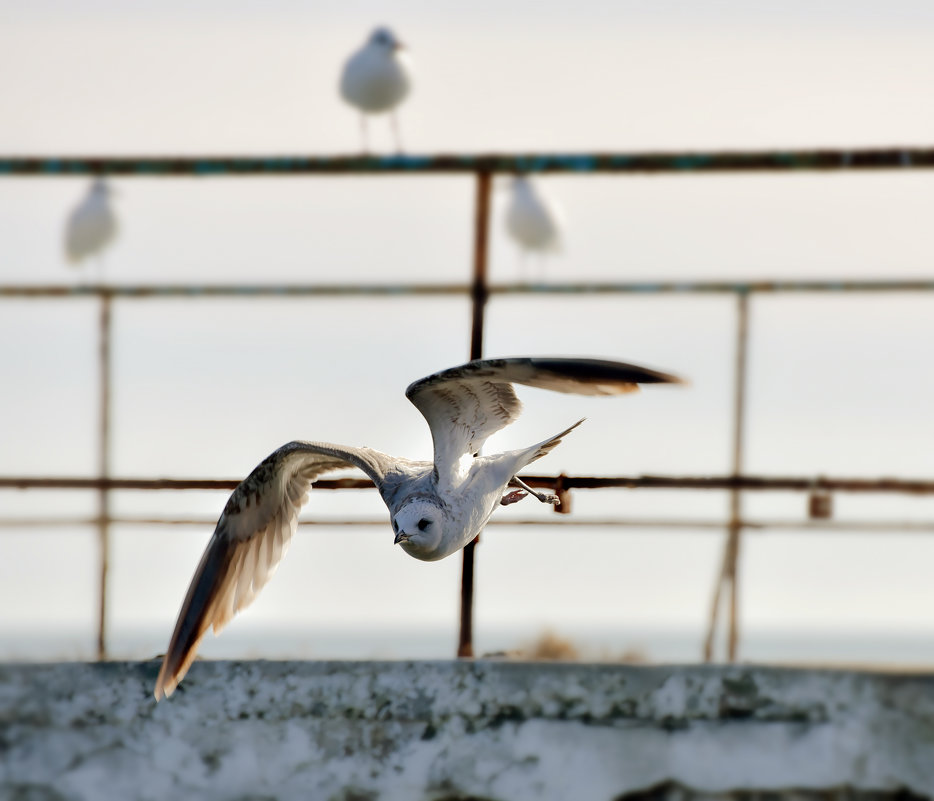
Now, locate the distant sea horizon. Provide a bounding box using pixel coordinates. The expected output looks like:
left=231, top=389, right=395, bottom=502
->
left=3, top=623, right=934, bottom=669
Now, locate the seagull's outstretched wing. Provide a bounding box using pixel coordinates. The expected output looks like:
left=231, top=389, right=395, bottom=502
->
left=405, top=357, right=682, bottom=484
left=154, top=440, right=389, bottom=700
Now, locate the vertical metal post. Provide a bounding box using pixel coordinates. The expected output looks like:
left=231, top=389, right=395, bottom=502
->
left=458, top=170, right=492, bottom=658
left=468, top=171, right=492, bottom=360
left=703, top=291, right=750, bottom=662
left=96, top=291, right=112, bottom=660
left=726, top=291, right=750, bottom=660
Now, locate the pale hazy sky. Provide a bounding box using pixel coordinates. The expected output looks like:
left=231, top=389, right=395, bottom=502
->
left=1, top=0, right=934, bottom=663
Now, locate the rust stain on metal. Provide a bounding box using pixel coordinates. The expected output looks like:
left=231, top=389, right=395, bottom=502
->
left=808, top=491, right=834, bottom=519
left=553, top=474, right=572, bottom=515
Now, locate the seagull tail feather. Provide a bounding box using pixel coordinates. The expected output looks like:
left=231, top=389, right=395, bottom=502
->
left=524, top=418, right=586, bottom=466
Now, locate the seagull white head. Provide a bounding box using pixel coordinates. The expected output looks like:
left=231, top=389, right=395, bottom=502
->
left=368, top=26, right=405, bottom=52
left=392, top=498, right=443, bottom=558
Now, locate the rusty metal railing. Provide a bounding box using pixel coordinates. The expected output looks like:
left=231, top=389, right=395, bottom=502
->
left=3, top=147, right=934, bottom=175
left=5, top=280, right=933, bottom=661
left=4, top=474, right=934, bottom=494
left=3, top=146, right=934, bottom=663
left=5, top=514, right=934, bottom=533
left=4, top=279, right=934, bottom=298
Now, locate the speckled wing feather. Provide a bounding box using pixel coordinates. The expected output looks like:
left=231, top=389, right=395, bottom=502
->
left=405, top=357, right=682, bottom=484
left=154, top=441, right=389, bottom=700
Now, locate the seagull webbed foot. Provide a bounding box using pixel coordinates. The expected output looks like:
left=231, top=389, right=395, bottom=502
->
left=500, top=489, right=528, bottom=506
left=511, top=476, right=560, bottom=506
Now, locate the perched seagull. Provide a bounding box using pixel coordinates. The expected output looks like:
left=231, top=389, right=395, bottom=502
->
left=504, top=176, right=564, bottom=270
left=64, top=178, right=118, bottom=274
left=153, top=356, right=682, bottom=700
left=339, top=26, right=413, bottom=152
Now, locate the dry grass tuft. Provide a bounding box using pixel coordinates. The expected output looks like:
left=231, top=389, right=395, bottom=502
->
left=484, top=629, right=653, bottom=663
left=522, top=629, right=580, bottom=661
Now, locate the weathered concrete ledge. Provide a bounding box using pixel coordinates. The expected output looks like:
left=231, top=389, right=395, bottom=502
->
left=2, top=660, right=934, bottom=801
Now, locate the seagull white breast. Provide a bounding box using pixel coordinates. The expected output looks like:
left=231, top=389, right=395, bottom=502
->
left=340, top=42, right=412, bottom=114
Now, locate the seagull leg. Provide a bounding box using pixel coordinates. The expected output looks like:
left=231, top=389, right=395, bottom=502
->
left=390, top=111, right=404, bottom=153
left=359, top=114, right=369, bottom=154
left=511, top=476, right=560, bottom=506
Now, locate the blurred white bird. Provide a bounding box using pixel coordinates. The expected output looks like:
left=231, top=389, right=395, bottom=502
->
left=339, top=27, right=413, bottom=153
left=64, top=178, right=118, bottom=277
left=504, top=176, right=564, bottom=278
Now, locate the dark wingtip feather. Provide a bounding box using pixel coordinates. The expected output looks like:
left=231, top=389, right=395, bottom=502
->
left=153, top=529, right=234, bottom=701
left=527, top=357, right=685, bottom=386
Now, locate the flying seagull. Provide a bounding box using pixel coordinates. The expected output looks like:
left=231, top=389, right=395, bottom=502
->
left=339, top=26, right=413, bottom=153
left=64, top=178, right=118, bottom=276
left=154, top=356, right=682, bottom=699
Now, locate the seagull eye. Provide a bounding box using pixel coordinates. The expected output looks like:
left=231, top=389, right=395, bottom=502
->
left=417, top=518, right=431, bottom=531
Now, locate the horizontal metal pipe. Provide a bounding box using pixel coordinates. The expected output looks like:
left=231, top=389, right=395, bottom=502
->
left=0, top=284, right=469, bottom=299
left=3, top=516, right=934, bottom=533
left=0, top=477, right=363, bottom=491
left=493, top=280, right=934, bottom=295
left=2, top=148, right=934, bottom=176
left=3, top=474, right=933, bottom=494
left=520, top=474, right=934, bottom=495
left=3, top=280, right=934, bottom=299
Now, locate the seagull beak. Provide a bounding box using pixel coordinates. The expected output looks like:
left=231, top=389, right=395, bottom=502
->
left=393, top=41, right=406, bottom=52
left=394, top=531, right=410, bottom=545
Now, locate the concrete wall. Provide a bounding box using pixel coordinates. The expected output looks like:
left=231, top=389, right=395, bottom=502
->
left=2, top=660, right=934, bottom=801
